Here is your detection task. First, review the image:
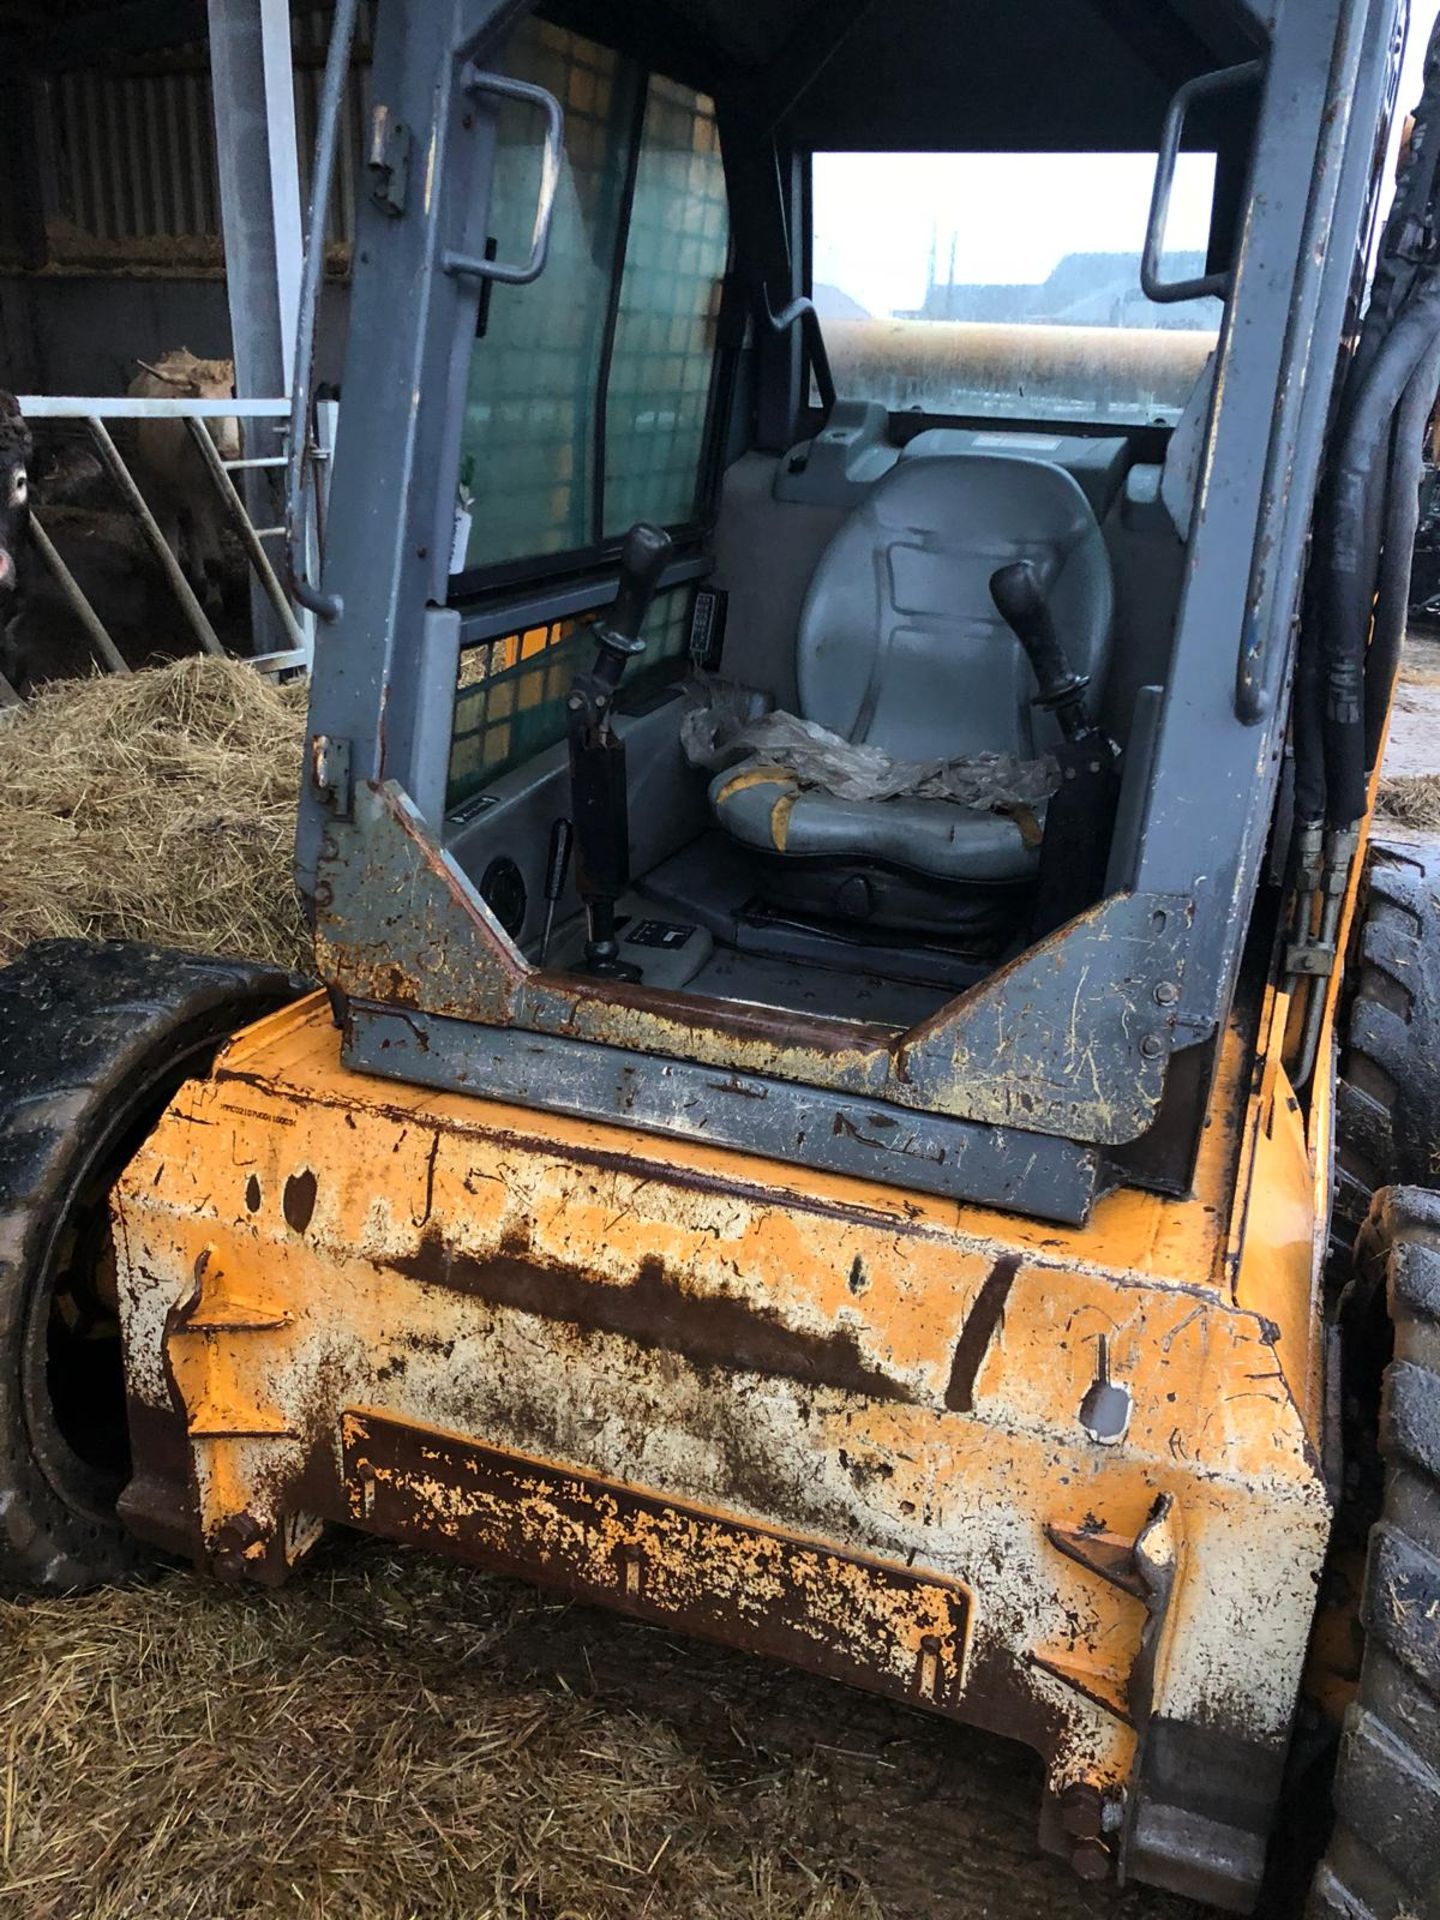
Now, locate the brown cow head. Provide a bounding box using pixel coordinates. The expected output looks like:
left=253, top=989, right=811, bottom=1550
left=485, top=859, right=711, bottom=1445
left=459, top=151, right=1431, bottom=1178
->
left=0, top=393, right=32, bottom=598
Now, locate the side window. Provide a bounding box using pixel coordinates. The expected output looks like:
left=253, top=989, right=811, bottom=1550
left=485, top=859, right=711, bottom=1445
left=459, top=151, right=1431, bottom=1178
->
left=448, top=595, right=690, bottom=808
left=459, top=20, right=730, bottom=575
left=810, top=151, right=1221, bottom=427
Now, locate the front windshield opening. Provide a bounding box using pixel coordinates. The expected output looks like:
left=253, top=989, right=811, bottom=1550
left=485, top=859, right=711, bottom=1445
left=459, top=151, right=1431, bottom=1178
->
left=811, top=151, right=1222, bottom=427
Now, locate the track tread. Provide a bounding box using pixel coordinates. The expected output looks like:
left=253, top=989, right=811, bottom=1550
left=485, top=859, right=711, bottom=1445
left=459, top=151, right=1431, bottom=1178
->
left=1313, top=1187, right=1440, bottom=1919
left=1331, top=844, right=1440, bottom=1265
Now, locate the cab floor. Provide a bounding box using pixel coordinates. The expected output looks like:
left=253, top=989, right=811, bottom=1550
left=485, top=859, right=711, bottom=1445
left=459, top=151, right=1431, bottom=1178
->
left=686, top=946, right=948, bottom=1028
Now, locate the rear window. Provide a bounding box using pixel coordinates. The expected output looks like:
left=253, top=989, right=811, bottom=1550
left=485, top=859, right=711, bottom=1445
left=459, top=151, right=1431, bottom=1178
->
left=811, top=151, right=1221, bottom=427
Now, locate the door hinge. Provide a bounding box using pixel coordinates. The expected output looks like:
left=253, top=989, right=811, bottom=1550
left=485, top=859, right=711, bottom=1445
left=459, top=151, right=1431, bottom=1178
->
left=368, top=105, right=412, bottom=217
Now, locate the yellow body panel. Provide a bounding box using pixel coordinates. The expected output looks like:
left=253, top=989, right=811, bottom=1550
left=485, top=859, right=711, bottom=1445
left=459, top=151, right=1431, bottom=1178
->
left=112, top=977, right=1331, bottom=1896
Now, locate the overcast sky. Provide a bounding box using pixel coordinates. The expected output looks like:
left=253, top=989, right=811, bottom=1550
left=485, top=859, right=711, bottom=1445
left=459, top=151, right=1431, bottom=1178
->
left=813, top=6, right=1440, bottom=322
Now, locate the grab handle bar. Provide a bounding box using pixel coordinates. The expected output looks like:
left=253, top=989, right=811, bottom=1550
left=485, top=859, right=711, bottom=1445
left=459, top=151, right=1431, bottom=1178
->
left=1142, top=60, right=1264, bottom=305
left=442, top=72, right=564, bottom=287
left=765, top=289, right=838, bottom=420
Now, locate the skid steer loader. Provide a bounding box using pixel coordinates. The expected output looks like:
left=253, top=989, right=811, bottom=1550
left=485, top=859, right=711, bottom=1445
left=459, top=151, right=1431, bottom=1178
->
left=4, top=1, right=1440, bottom=1912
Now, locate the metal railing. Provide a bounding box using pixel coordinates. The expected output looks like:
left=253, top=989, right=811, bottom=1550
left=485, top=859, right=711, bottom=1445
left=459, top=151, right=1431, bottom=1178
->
left=11, top=394, right=330, bottom=681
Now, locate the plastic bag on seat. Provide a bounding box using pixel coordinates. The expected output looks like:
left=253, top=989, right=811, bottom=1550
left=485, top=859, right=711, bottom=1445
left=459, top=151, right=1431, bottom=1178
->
left=681, top=675, right=1059, bottom=811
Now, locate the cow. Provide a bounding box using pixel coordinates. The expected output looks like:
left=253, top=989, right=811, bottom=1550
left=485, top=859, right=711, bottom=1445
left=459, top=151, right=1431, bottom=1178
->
left=0, top=391, right=31, bottom=595
left=0, top=393, right=33, bottom=687
left=127, top=349, right=242, bottom=612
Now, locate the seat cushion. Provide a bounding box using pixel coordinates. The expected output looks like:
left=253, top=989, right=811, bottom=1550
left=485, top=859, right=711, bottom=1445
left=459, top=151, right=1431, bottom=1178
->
left=710, top=764, right=1041, bottom=883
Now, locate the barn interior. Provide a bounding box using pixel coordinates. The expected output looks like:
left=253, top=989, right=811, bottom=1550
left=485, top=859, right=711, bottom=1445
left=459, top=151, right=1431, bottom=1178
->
left=0, top=0, right=1263, bottom=1016
left=0, top=0, right=369, bottom=681
left=0, top=0, right=363, bottom=396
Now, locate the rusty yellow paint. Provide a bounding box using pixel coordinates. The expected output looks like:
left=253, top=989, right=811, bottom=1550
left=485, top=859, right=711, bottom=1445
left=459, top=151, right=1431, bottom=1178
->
left=344, top=1408, right=976, bottom=1711
left=710, top=765, right=795, bottom=808
left=770, top=790, right=796, bottom=852
left=111, top=972, right=1330, bottom=1872
left=1002, top=802, right=1044, bottom=851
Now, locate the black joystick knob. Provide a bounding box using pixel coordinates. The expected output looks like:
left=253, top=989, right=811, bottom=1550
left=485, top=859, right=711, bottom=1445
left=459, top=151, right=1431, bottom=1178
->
left=990, top=560, right=1093, bottom=741
left=594, top=523, right=674, bottom=675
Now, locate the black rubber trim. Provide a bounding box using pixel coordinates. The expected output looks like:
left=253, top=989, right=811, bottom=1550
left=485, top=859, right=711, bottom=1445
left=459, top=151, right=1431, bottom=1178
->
left=0, top=939, right=303, bottom=1596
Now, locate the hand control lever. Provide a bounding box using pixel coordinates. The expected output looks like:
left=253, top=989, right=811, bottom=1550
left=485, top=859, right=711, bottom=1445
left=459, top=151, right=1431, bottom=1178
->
left=989, top=560, right=1118, bottom=938
left=990, top=560, right=1096, bottom=742
left=539, top=817, right=573, bottom=966
left=567, top=524, right=674, bottom=980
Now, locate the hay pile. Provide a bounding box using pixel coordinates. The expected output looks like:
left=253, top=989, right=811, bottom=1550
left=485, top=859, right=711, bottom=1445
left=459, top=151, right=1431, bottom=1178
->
left=2, top=1539, right=1190, bottom=1920
left=1379, top=771, right=1440, bottom=831
left=0, top=657, right=310, bottom=971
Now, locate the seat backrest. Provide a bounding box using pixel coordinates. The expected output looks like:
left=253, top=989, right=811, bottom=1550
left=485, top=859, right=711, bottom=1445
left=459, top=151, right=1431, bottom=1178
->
left=795, top=453, right=1115, bottom=764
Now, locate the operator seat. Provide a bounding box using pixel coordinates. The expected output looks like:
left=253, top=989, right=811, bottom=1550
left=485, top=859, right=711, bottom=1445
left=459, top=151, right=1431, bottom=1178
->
left=709, top=453, right=1115, bottom=929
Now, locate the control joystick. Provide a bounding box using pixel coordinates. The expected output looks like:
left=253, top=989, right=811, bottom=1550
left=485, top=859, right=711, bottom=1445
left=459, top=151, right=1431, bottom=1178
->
left=990, top=560, right=1096, bottom=743
left=567, top=524, right=674, bottom=981
left=989, top=560, right=1119, bottom=938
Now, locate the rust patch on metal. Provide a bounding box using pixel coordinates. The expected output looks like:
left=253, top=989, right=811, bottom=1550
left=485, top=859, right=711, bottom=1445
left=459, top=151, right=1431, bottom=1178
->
left=541, top=969, right=901, bottom=1060
left=342, top=1411, right=972, bottom=1712
left=283, top=1170, right=318, bottom=1234
left=393, top=1229, right=913, bottom=1403
left=945, top=1256, right=1019, bottom=1413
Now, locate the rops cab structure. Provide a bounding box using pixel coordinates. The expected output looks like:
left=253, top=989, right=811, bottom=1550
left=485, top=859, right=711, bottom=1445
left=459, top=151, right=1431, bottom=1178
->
left=5, top=2, right=1440, bottom=1913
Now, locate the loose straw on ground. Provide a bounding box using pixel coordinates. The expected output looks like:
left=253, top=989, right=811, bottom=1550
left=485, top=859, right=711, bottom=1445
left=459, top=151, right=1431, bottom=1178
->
left=1379, top=771, right=1440, bottom=831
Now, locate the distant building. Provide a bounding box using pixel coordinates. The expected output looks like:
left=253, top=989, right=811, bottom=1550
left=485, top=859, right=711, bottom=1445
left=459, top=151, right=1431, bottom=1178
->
left=812, top=283, right=873, bottom=321
left=902, top=252, right=1216, bottom=330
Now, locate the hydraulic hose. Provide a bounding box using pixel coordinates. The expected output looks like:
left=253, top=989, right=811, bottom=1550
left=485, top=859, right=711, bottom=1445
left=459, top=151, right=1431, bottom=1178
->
left=1318, top=267, right=1440, bottom=826
left=284, top=0, right=359, bottom=625
left=1294, top=577, right=1327, bottom=825
left=1365, top=329, right=1440, bottom=770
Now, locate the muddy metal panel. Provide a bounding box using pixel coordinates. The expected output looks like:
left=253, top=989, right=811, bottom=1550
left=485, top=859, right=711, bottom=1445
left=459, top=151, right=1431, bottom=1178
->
left=345, top=1007, right=1105, bottom=1225
left=345, top=1413, right=975, bottom=1711
left=317, top=782, right=1194, bottom=1172
left=113, top=993, right=1329, bottom=1907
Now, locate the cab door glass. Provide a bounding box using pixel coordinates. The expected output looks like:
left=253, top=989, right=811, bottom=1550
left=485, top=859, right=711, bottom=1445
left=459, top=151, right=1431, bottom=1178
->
left=460, top=19, right=730, bottom=574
